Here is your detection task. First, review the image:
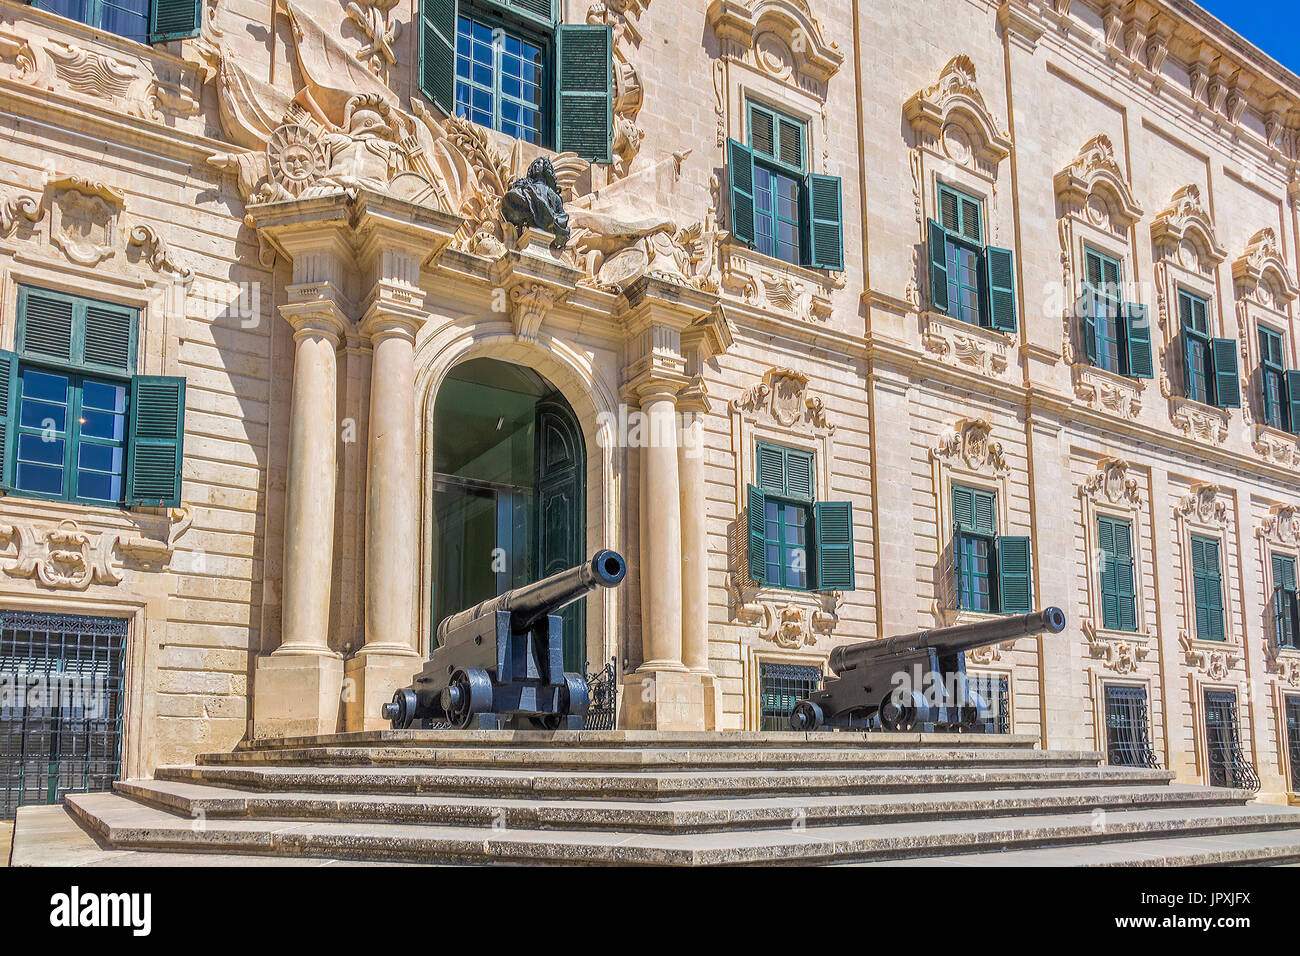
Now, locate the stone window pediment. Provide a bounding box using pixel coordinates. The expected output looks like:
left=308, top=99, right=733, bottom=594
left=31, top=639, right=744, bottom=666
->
left=905, top=55, right=1013, bottom=173
left=1233, top=228, right=1299, bottom=312
left=706, top=0, right=843, bottom=88
left=1151, top=185, right=1227, bottom=271
left=1053, top=135, right=1143, bottom=235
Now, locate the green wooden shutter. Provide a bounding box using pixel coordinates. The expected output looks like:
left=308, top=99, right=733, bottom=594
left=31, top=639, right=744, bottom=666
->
left=1273, top=553, right=1298, bottom=648
left=747, top=102, right=776, bottom=160
left=813, top=500, right=854, bottom=591
left=1125, top=302, right=1153, bottom=378
left=556, top=24, right=613, bottom=163
left=149, top=0, right=200, bottom=42
left=1276, top=553, right=1299, bottom=593
left=1079, top=286, right=1097, bottom=365
left=952, top=484, right=975, bottom=529
left=1113, top=519, right=1136, bottom=631
left=783, top=447, right=814, bottom=502
left=1210, top=337, right=1240, bottom=408
left=727, top=139, right=756, bottom=247
left=747, top=484, right=767, bottom=585
left=0, top=350, right=17, bottom=491
left=984, top=247, right=1017, bottom=332
left=804, top=174, right=843, bottom=271
left=1286, top=370, right=1300, bottom=435
left=996, top=536, right=1032, bottom=614
left=1098, top=516, right=1118, bottom=629
left=1191, top=536, right=1224, bottom=641
left=499, top=0, right=555, bottom=28
left=755, top=441, right=786, bottom=495
left=938, top=186, right=960, bottom=232
left=418, top=0, right=457, bottom=116
left=927, top=219, right=949, bottom=314
left=18, top=287, right=75, bottom=364
left=126, top=375, right=186, bottom=507
left=777, top=115, right=805, bottom=170
left=971, top=488, right=996, bottom=534
left=82, top=301, right=137, bottom=375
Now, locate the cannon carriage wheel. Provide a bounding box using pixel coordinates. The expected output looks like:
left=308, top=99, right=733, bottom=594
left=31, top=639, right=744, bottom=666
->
left=441, top=668, right=493, bottom=729
left=878, top=691, right=919, bottom=732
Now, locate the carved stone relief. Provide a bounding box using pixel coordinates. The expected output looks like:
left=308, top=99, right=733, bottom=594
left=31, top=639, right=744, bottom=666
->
left=1176, top=483, right=1230, bottom=528
left=729, top=366, right=835, bottom=432
left=45, top=176, right=123, bottom=267
left=904, top=55, right=1012, bottom=172
left=930, top=417, right=1010, bottom=475
left=1081, top=458, right=1143, bottom=510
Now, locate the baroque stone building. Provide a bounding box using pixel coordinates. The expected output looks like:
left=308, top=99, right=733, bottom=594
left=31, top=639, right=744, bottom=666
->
left=2, top=0, right=1300, bottom=817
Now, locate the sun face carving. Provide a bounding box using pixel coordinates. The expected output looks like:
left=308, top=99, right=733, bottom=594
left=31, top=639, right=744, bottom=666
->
left=267, top=124, right=326, bottom=197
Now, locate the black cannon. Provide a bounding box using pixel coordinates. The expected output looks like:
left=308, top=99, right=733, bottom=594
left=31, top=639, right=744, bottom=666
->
left=788, top=607, right=1067, bottom=732
left=383, top=551, right=627, bottom=730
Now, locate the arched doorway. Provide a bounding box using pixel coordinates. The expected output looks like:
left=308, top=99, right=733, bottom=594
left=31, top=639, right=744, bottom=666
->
left=431, top=358, right=587, bottom=671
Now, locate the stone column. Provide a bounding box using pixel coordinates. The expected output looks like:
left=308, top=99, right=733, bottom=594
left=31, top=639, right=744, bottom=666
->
left=677, top=380, right=719, bottom=729
left=344, top=282, right=424, bottom=730
left=637, top=383, right=686, bottom=671
left=252, top=288, right=348, bottom=739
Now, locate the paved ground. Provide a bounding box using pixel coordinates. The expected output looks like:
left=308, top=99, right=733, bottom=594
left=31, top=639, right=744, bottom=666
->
left=1, top=821, right=12, bottom=867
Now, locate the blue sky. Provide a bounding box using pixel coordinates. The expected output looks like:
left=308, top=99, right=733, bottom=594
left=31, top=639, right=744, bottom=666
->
left=1195, top=2, right=1300, bottom=75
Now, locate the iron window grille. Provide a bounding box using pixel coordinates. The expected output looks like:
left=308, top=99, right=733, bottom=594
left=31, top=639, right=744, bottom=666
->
left=759, top=662, right=822, bottom=731
left=582, top=658, right=616, bottom=731
left=1203, top=689, right=1260, bottom=792
left=1286, top=695, right=1300, bottom=794
left=967, top=673, right=1009, bottom=733
left=1103, top=685, right=1160, bottom=768
left=0, top=610, right=128, bottom=820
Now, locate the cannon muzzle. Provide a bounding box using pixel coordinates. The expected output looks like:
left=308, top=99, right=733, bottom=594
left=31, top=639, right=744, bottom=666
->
left=436, top=550, right=627, bottom=643
left=827, top=606, right=1066, bottom=676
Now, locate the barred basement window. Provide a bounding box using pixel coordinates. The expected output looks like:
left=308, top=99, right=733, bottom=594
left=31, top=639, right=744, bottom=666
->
left=0, top=610, right=128, bottom=820
left=31, top=0, right=200, bottom=44
left=1286, top=696, right=1300, bottom=793
left=0, top=286, right=187, bottom=508
left=1103, top=685, right=1160, bottom=768
left=967, top=673, right=1009, bottom=733
left=1203, top=689, right=1260, bottom=792
left=759, top=662, right=822, bottom=731
left=419, top=0, right=614, bottom=162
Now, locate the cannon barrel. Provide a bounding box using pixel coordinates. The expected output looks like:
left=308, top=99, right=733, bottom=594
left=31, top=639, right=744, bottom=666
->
left=435, top=550, right=627, bottom=642
left=826, top=606, right=1067, bottom=676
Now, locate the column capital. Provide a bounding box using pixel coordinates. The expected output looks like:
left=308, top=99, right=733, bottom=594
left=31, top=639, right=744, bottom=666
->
left=279, top=296, right=350, bottom=344
left=358, top=285, right=427, bottom=343
left=675, top=375, right=711, bottom=415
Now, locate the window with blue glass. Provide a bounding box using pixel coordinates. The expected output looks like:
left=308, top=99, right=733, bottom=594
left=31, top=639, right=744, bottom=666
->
left=0, top=286, right=186, bottom=509
left=926, top=185, right=1018, bottom=332
left=455, top=10, right=548, bottom=144
left=950, top=484, right=1032, bottom=616
left=31, top=0, right=200, bottom=44
left=1273, top=553, right=1298, bottom=651
left=1085, top=248, right=1123, bottom=372
left=1259, top=324, right=1288, bottom=430
left=1178, top=289, right=1240, bottom=409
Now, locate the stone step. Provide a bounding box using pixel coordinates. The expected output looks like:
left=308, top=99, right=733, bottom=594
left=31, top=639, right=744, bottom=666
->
left=61, top=791, right=1300, bottom=865
left=233, top=730, right=1043, bottom=752
left=156, top=762, right=1178, bottom=800
left=116, top=778, right=1255, bottom=833
left=197, top=745, right=1104, bottom=771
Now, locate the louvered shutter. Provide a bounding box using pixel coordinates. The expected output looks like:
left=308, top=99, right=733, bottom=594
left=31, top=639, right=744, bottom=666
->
left=1286, top=370, right=1300, bottom=435
left=149, top=0, right=200, bottom=42
left=1079, top=286, right=1097, bottom=366
left=952, top=485, right=975, bottom=529
left=996, top=536, right=1032, bottom=614
left=555, top=24, right=613, bottom=163
left=927, top=219, right=949, bottom=314
left=783, top=447, right=814, bottom=502
left=747, top=103, right=776, bottom=160
left=727, top=139, right=756, bottom=247
left=1113, top=519, right=1136, bottom=631
left=804, top=174, right=843, bottom=271
left=959, top=194, right=982, bottom=243
left=777, top=115, right=804, bottom=170
left=0, top=350, right=17, bottom=491
left=1125, top=302, right=1153, bottom=378
left=18, top=287, right=75, bottom=365
left=1210, top=337, right=1240, bottom=408
left=500, top=0, right=555, bottom=28
left=747, top=484, right=767, bottom=585
left=126, top=375, right=186, bottom=507
left=1098, top=516, right=1119, bottom=629
left=755, top=442, right=786, bottom=495
left=939, top=188, right=960, bottom=232
left=813, top=500, right=854, bottom=591
left=82, top=301, right=136, bottom=374
left=418, top=0, right=457, bottom=115
left=984, top=247, right=1017, bottom=332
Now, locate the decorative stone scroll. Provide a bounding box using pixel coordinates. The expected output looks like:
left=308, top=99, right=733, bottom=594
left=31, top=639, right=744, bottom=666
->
left=1084, top=620, right=1150, bottom=674
left=705, top=0, right=843, bottom=86
left=1150, top=185, right=1227, bottom=270
left=729, top=366, right=835, bottom=432
left=930, top=417, right=1009, bottom=475
left=1232, top=227, right=1299, bottom=309
left=1081, top=458, right=1143, bottom=510
left=1258, top=505, right=1300, bottom=549
left=1179, top=631, right=1241, bottom=680
left=1177, top=483, right=1230, bottom=528
left=1053, top=135, right=1143, bottom=235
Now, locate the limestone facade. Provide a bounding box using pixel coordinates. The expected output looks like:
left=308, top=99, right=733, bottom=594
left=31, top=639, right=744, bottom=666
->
left=0, top=0, right=1298, bottom=804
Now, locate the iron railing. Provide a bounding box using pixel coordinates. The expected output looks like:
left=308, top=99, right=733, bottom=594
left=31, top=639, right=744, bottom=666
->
left=1204, top=689, right=1261, bottom=792
left=759, top=662, right=823, bottom=731
left=1104, top=684, right=1161, bottom=768
left=583, top=659, right=617, bottom=730
left=0, top=610, right=128, bottom=820
left=967, top=673, right=1010, bottom=733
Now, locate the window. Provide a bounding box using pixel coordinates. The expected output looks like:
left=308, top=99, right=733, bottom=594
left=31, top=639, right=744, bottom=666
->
left=1179, top=289, right=1239, bottom=408
left=1286, top=696, right=1300, bottom=793
left=420, top=1, right=613, bottom=161
left=725, top=105, right=844, bottom=271
left=31, top=0, right=200, bottom=44
left=1097, top=514, right=1137, bottom=632
left=1273, top=553, right=1298, bottom=650
left=926, top=184, right=1017, bottom=332
left=758, top=662, right=822, bottom=731
left=1204, top=689, right=1259, bottom=791
left=1104, top=685, right=1160, bottom=768
left=967, top=673, right=1009, bottom=733
left=1189, top=534, right=1225, bottom=642
left=0, top=286, right=186, bottom=509
left=746, top=441, right=854, bottom=592
left=1079, top=248, right=1152, bottom=379
left=1259, top=326, right=1287, bottom=429
left=950, top=485, right=1031, bottom=615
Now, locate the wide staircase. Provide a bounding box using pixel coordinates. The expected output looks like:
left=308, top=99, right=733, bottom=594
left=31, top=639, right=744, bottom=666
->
left=24, top=730, right=1300, bottom=865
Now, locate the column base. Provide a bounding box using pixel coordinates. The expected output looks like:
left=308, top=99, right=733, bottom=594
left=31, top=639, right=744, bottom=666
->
left=620, top=669, right=714, bottom=731
left=251, top=651, right=344, bottom=740
left=343, top=648, right=423, bottom=732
